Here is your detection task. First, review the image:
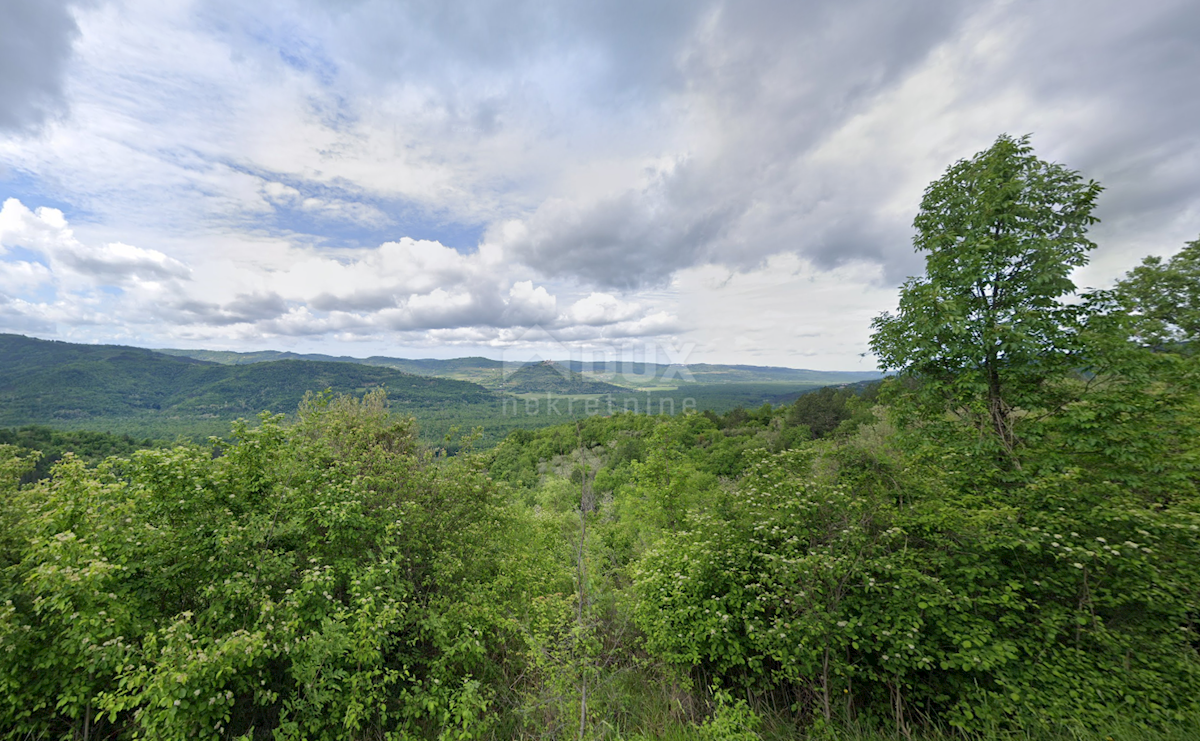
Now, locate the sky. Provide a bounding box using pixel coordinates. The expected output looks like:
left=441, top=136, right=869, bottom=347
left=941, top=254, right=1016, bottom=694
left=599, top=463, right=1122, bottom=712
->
left=1, top=0, right=1198, bottom=370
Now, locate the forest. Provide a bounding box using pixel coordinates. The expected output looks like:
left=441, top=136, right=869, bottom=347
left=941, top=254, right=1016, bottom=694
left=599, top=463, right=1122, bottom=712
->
left=2, top=135, right=1198, bottom=740
left=0, top=334, right=865, bottom=446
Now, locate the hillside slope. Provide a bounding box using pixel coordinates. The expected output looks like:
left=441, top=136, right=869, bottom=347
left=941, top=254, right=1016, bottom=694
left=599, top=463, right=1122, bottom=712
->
left=0, top=334, right=496, bottom=427
left=1, top=334, right=874, bottom=446
left=157, top=348, right=508, bottom=385
left=159, top=347, right=883, bottom=388
left=499, top=361, right=629, bottom=394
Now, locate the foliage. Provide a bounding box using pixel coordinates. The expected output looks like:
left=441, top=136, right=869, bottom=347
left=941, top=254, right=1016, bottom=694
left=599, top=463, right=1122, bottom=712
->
left=0, top=425, right=158, bottom=482
left=698, top=690, right=762, bottom=741
left=634, top=419, right=1200, bottom=732
left=784, top=382, right=880, bottom=439
left=870, top=134, right=1103, bottom=454
left=0, top=389, right=569, bottom=739
left=1108, top=235, right=1200, bottom=348
left=629, top=140, right=1200, bottom=736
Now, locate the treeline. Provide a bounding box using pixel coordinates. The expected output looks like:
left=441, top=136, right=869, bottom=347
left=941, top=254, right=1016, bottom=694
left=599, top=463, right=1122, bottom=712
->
left=0, top=336, right=496, bottom=438
left=0, top=426, right=158, bottom=483
left=0, top=333, right=844, bottom=448
left=2, top=136, right=1199, bottom=740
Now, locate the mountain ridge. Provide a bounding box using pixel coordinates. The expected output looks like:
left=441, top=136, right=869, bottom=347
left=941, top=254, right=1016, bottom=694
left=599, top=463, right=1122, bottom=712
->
left=156, top=345, right=882, bottom=387
left=0, top=334, right=881, bottom=445
left=0, top=333, right=496, bottom=425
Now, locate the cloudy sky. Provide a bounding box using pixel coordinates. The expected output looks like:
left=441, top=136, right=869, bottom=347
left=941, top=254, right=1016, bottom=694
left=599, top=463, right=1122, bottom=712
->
left=1, top=0, right=1197, bottom=369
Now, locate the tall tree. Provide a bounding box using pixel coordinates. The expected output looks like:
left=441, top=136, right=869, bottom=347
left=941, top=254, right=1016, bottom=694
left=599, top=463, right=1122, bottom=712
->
left=870, top=134, right=1103, bottom=455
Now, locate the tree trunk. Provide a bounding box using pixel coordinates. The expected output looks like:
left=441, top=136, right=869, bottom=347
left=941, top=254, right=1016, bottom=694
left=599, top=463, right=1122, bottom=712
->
left=820, top=644, right=832, bottom=723
left=985, top=361, right=1020, bottom=468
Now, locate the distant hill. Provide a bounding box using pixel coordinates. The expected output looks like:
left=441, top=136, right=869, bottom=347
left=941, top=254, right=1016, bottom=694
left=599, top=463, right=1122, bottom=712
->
left=1, top=334, right=883, bottom=447
left=566, top=360, right=882, bottom=387
left=157, top=348, right=503, bottom=373
left=157, top=348, right=508, bottom=386
left=499, top=361, right=629, bottom=394
left=679, top=363, right=881, bottom=384
left=0, top=334, right=496, bottom=432
left=159, top=348, right=883, bottom=388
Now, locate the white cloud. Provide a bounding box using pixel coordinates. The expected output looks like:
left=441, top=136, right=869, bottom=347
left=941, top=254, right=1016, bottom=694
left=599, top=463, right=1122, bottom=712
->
left=58, top=240, right=191, bottom=284
left=0, top=260, right=53, bottom=294
left=0, top=198, right=190, bottom=287
left=565, top=292, right=642, bottom=326
left=675, top=254, right=896, bottom=370
left=0, top=0, right=80, bottom=133
left=259, top=179, right=390, bottom=226
left=0, top=198, right=684, bottom=352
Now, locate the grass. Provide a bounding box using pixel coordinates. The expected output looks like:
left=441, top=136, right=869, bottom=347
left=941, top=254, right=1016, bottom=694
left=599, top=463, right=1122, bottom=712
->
left=608, top=718, right=1200, bottom=741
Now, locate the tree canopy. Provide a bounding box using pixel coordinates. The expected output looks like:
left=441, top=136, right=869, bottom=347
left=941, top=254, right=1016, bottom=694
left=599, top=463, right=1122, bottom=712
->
left=870, top=134, right=1103, bottom=454
left=1110, top=236, right=1200, bottom=349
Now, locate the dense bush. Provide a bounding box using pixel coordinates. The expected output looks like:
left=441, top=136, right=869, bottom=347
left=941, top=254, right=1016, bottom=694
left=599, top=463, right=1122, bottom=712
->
left=0, top=425, right=158, bottom=482
left=633, top=418, right=1200, bottom=732
left=0, top=390, right=570, bottom=739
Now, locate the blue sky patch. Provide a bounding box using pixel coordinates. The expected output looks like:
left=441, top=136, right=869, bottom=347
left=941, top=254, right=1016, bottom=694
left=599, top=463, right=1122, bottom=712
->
left=231, top=165, right=487, bottom=251
left=1, top=245, right=50, bottom=267
left=0, top=168, right=91, bottom=224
